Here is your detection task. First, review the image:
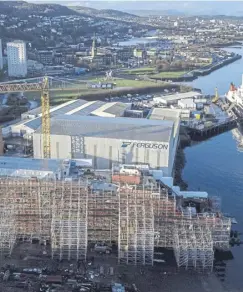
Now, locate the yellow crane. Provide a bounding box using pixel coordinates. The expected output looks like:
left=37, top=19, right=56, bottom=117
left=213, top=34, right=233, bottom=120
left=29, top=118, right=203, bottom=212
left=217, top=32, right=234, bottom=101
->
left=0, top=76, right=50, bottom=158
left=0, top=76, right=84, bottom=158
left=212, top=87, right=219, bottom=104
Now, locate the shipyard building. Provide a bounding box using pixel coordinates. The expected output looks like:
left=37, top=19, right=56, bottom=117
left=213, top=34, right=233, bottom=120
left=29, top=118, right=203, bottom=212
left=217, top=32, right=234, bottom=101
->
left=33, top=115, right=178, bottom=176
left=4, top=98, right=180, bottom=176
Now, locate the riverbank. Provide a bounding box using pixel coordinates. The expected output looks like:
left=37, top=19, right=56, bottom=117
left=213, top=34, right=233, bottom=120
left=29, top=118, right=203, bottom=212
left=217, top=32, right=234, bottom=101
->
left=149, top=54, right=242, bottom=82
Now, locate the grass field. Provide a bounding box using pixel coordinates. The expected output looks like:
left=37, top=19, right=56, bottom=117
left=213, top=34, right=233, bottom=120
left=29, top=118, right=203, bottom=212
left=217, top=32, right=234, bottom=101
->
left=150, top=71, right=187, bottom=79
left=123, top=67, right=156, bottom=75
left=87, top=77, right=158, bottom=88
left=23, top=78, right=164, bottom=105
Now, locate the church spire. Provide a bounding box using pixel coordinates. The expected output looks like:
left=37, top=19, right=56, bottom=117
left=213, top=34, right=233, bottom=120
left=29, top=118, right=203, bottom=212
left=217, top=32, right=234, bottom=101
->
left=91, top=33, right=97, bottom=58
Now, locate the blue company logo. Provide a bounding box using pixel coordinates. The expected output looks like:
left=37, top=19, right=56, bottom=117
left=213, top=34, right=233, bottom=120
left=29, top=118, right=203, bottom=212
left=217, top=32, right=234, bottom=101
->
left=121, top=141, right=132, bottom=148
left=121, top=141, right=168, bottom=150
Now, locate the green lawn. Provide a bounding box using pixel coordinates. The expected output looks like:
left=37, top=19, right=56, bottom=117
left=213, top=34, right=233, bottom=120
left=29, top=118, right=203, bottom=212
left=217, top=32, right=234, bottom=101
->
left=124, top=67, right=156, bottom=75
left=150, top=71, right=187, bottom=79
left=22, top=77, right=165, bottom=106
left=87, top=77, right=158, bottom=88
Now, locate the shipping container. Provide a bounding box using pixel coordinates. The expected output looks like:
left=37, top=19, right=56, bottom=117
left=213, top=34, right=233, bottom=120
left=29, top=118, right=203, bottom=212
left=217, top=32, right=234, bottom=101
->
left=112, top=174, right=141, bottom=185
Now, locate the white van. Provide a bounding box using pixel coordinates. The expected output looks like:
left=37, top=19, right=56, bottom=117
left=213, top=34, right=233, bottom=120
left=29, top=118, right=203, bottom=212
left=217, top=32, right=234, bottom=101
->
left=119, top=165, right=140, bottom=176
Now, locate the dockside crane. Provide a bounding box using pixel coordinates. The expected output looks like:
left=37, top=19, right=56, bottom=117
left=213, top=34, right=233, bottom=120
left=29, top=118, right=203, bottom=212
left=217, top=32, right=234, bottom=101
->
left=0, top=76, right=85, bottom=158
left=212, top=87, right=219, bottom=104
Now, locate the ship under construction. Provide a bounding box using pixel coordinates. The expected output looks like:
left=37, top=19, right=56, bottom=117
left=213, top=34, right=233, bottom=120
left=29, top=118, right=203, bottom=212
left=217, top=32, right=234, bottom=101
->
left=0, top=172, right=231, bottom=273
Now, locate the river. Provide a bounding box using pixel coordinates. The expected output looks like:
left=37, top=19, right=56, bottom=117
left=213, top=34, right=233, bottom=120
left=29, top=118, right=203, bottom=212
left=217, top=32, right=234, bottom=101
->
left=183, top=47, right=243, bottom=291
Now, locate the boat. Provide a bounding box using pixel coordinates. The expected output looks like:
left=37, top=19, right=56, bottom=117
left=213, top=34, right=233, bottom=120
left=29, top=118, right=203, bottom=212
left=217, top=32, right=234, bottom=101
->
left=225, top=76, right=243, bottom=116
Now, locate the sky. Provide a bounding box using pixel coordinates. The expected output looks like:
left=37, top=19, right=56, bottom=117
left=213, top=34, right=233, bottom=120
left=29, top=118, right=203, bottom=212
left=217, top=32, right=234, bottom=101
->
left=7, top=0, right=243, bottom=16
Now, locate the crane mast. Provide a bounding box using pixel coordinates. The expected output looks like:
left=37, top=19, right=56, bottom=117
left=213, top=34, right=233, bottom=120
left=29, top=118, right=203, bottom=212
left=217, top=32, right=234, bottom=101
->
left=41, top=76, right=51, bottom=158
left=0, top=76, right=51, bottom=158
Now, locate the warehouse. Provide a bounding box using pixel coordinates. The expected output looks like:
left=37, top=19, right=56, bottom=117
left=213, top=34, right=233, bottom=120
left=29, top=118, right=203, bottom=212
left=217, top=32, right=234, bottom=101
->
left=153, top=91, right=202, bottom=106
left=6, top=99, right=130, bottom=137
left=33, top=115, right=179, bottom=176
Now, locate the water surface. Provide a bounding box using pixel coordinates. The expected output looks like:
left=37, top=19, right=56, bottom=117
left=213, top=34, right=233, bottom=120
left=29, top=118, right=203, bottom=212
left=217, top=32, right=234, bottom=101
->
left=183, top=47, right=243, bottom=290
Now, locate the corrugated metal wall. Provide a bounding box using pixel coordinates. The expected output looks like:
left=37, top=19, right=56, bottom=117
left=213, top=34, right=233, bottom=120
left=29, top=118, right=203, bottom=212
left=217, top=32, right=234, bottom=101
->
left=34, top=134, right=172, bottom=173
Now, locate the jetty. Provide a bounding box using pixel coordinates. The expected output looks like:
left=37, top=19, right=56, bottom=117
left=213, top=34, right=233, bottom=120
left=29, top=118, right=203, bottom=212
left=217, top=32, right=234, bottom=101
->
left=186, top=117, right=239, bottom=140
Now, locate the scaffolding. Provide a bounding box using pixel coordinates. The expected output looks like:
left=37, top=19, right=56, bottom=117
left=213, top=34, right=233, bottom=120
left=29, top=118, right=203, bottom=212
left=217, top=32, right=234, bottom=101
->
left=118, top=185, right=154, bottom=266
left=0, top=196, right=16, bottom=256
left=0, top=177, right=231, bottom=273
left=153, top=187, right=177, bottom=248
left=173, top=218, right=214, bottom=273
left=88, top=189, right=119, bottom=242
left=51, top=181, right=88, bottom=261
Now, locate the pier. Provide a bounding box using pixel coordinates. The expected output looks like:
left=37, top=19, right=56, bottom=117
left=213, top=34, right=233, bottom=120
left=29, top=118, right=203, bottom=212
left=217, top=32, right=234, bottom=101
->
left=186, top=117, right=240, bottom=141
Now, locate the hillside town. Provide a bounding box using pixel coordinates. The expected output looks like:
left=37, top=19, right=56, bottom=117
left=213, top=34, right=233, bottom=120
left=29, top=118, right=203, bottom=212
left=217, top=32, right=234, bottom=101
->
left=0, top=1, right=243, bottom=79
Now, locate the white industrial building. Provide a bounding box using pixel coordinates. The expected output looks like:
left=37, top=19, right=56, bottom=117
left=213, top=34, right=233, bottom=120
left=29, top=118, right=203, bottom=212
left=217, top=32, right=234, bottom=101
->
left=4, top=98, right=180, bottom=176
left=33, top=115, right=179, bottom=176
left=153, top=91, right=202, bottom=106
left=7, top=41, right=27, bottom=77
left=178, top=98, right=196, bottom=109
left=0, top=39, right=3, bottom=70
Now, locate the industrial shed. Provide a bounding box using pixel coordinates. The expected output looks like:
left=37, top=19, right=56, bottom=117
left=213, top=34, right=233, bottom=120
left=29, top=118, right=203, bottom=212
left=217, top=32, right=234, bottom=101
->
left=153, top=91, right=202, bottom=106
left=6, top=99, right=130, bottom=137
left=33, top=115, right=179, bottom=175
left=148, top=108, right=180, bottom=175
left=0, top=156, right=61, bottom=179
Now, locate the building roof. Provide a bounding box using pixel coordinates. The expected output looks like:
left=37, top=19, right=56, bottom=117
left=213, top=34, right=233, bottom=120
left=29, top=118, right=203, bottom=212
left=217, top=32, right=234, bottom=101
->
left=24, top=117, right=42, bottom=131
left=36, top=115, right=174, bottom=143
left=103, top=103, right=128, bottom=116
left=180, top=191, right=208, bottom=199
left=16, top=99, right=106, bottom=131
left=72, top=101, right=105, bottom=116
left=149, top=108, right=181, bottom=122
left=0, top=156, right=61, bottom=172
left=157, top=91, right=202, bottom=102
left=92, top=102, right=128, bottom=117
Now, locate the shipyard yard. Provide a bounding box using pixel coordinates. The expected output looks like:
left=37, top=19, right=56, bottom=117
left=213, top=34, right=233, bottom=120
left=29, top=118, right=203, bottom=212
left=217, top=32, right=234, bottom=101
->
left=0, top=73, right=241, bottom=291
left=0, top=243, right=226, bottom=292
left=1, top=1, right=243, bottom=290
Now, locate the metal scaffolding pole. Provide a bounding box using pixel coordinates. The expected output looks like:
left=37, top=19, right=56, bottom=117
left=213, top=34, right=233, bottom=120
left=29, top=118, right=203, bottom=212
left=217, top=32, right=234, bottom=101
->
left=51, top=181, right=88, bottom=261
left=118, top=185, right=154, bottom=266
left=87, top=188, right=119, bottom=243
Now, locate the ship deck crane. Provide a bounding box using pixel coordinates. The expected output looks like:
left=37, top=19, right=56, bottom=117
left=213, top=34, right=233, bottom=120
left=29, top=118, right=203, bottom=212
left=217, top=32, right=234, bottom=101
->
left=0, top=76, right=85, bottom=158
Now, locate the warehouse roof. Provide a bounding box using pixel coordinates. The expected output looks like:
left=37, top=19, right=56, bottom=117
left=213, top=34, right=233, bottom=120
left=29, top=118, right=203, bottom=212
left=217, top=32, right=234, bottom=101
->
left=24, top=117, right=42, bottom=131
left=16, top=100, right=128, bottom=131
left=35, top=115, right=174, bottom=142
left=149, top=108, right=181, bottom=122
left=0, top=156, right=61, bottom=172
left=156, top=91, right=202, bottom=102
left=92, top=102, right=129, bottom=117
left=73, top=101, right=105, bottom=116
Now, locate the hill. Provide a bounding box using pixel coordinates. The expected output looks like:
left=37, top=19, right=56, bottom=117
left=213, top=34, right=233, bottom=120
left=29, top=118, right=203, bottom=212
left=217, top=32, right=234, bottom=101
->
left=0, top=1, right=78, bottom=17
left=70, top=6, right=138, bottom=19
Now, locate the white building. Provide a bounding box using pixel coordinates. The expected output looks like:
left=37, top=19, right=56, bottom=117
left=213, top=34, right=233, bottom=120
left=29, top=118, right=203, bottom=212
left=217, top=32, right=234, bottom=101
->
left=7, top=41, right=27, bottom=77
left=33, top=115, right=180, bottom=176
left=0, top=39, right=3, bottom=70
